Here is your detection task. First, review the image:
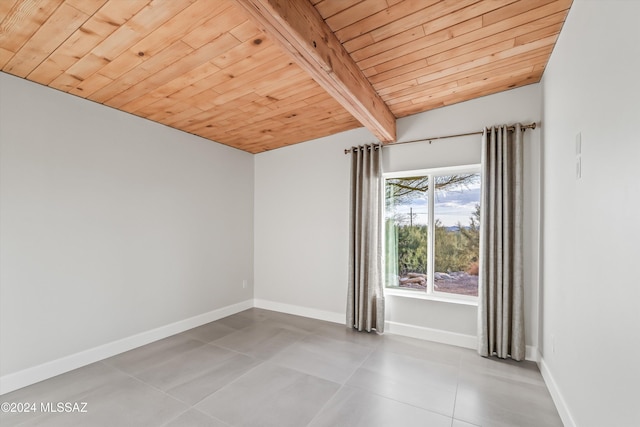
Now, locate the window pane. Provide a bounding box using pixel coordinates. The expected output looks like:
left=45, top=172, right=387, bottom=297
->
left=433, top=173, right=480, bottom=296
left=385, top=176, right=428, bottom=290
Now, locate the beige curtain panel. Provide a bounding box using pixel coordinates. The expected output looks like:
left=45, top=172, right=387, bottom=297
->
left=347, top=144, right=385, bottom=333
left=478, top=124, right=525, bottom=361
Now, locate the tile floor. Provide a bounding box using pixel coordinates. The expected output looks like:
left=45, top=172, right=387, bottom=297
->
left=0, top=309, right=563, bottom=427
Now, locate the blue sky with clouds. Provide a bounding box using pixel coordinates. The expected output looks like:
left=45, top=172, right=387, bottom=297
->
left=389, top=176, right=480, bottom=227
left=434, top=185, right=480, bottom=226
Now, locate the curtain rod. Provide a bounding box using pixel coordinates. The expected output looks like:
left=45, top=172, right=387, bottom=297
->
left=343, top=122, right=537, bottom=154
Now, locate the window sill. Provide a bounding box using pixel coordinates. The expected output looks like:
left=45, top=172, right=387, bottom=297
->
left=384, top=287, right=478, bottom=306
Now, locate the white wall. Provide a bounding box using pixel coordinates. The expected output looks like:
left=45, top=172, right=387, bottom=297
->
left=253, top=126, right=364, bottom=318
left=0, top=74, right=254, bottom=383
left=539, top=1, right=640, bottom=426
left=254, top=84, right=542, bottom=350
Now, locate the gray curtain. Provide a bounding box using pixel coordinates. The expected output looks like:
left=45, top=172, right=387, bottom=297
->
left=347, top=144, right=384, bottom=333
left=478, top=124, right=525, bottom=360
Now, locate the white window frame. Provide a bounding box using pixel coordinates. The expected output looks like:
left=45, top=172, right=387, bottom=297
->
left=383, top=164, right=481, bottom=305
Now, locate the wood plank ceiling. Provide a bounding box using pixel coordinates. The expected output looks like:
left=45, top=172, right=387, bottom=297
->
left=0, top=0, right=572, bottom=153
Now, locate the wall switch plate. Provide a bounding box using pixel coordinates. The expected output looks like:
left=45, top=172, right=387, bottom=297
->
left=575, top=132, right=582, bottom=179
left=576, top=157, right=582, bottom=179
left=242, top=279, right=248, bottom=289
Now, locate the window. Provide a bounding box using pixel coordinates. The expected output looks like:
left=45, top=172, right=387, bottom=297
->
left=384, top=166, right=480, bottom=300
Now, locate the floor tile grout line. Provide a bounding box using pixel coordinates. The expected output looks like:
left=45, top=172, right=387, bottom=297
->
left=305, top=336, right=378, bottom=426
left=158, top=407, right=192, bottom=427
left=104, top=332, right=273, bottom=424
left=167, top=310, right=313, bottom=414
left=7, top=360, right=191, bottom=427
left=450, top=354, right=463, bottom=427
left=188, top=358, right=269, bottom=408
left=117, top=317, right=289, bottom=379
left=337, top=342, right=461, bottom=421
left=268, top=330, right=380, bottom=386
left=210, top=332, right=306, bottom=361
left=340, top=337, right=378, bottom=385
left=118, top=342, right=269, bottom=409
left=102, top=334, right=212, bottom=375
left=105, top=361, right=193, bottom=405
left=115, top=310, right=288, bottom=425
left=158, top=406, right=231, bottom=427
left=192, top=358, right=337, bottom=426
left=344, top=379, right=457, bottom=421
left=98, top=350, right=261, bottom=424
left=304, top=383, right=345, bottom=427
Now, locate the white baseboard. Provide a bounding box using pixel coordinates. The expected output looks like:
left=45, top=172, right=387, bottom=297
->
left=253, top=299, right=344, bottom=324
left=539, top=357, right=576, bottom=427
left=255, top=300, right=539, bottom=362
left=385, top=321, right=538, bottom=362
left=254, top=300, right=475, bottom=349
left=0, top=299, right=253, bottom=395
left=385, top=320, right=477, bottom=349
left=525, top=345, right=539, bottom=362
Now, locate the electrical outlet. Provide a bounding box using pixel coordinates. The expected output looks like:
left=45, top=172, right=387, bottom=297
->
left=552, top=335, right=556, bottom=354
left=242, top=279, right=248, bottom=289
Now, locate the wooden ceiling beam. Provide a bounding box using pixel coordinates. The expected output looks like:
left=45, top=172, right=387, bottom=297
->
left=231, top=0, right=396, bottom=142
